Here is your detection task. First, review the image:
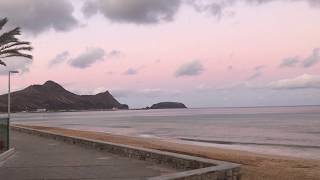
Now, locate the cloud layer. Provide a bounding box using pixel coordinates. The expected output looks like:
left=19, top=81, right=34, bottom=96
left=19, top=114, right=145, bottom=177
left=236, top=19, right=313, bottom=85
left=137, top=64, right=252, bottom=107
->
left=82, top=0, right=181, bottom=24
left=175, top=60, right=204, bottom=77
left=269, top=74, right=320, bottom=89
left=124, top=68, right=139, bottom=75
left=1, top=0, right=318, bottom=36
left=302, top=48, right=320, bottom=68
left=48, top=51, right=69, bottom=68
left=48, top=48, right=123, bottom=69
left=82, top=0, right=320, bottom=24
left=279, top=48, right=320, bottom=68
left=69, top=48, right=106, bottom=69
left=248, top=65, right=266, bottom=80
left=0, top=0, right=318, bottom=37
left=0, top=0, right=78, bottom=35
left=279, top=57, right=300, bottom=68
left=186, top=0, right=320, bottom=18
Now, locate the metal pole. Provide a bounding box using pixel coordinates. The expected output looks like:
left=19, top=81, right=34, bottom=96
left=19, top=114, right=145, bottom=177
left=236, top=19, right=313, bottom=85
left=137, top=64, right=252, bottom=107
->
left=7, top=70, right=18, bottom=149
left=7, top=71, right=11, bottom=149
left=8, top=71, right=11, bottom=119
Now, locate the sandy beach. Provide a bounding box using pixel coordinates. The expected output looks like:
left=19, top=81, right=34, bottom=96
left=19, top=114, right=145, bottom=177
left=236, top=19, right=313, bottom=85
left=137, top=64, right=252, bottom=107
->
left=14, top=125, right=320, bottom=180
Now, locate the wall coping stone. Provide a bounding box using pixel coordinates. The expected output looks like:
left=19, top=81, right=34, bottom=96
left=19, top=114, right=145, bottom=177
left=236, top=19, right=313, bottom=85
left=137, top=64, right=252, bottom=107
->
left=0, top=148, right=15, bottom=165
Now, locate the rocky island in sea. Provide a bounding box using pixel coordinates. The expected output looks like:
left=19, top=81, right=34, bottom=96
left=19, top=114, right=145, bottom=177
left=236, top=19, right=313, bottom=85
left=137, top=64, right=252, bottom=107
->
left=150, top=102, right=187, bottom=109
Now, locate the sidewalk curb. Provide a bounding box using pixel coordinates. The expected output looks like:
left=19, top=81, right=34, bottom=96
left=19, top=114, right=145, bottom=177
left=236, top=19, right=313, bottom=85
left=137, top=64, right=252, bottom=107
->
left=0, top=148, right=15, bottom=166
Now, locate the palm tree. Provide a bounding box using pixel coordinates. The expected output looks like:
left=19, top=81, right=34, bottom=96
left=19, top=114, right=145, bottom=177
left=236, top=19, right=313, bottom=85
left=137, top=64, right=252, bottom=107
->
left=0, top=17, right=32, bottom=66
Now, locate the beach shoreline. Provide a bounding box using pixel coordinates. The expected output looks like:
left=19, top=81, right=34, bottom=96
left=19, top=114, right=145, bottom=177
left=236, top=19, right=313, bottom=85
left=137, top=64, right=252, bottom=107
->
left=13, top=124, right=320, bottom=180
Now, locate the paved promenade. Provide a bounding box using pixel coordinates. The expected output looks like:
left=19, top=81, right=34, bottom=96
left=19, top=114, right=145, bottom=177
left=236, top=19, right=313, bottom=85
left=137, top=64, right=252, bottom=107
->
left=0, top=131, right=176, bottom=180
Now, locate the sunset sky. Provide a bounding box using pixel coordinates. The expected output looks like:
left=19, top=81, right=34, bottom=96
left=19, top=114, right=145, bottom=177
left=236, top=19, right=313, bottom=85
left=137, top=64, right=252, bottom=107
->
left=0, top=0, right=320, bottom=108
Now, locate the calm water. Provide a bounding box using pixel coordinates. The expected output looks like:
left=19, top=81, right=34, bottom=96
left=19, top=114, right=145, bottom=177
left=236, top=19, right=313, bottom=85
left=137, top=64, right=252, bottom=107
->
left=7, top=106, right=320, bottom=160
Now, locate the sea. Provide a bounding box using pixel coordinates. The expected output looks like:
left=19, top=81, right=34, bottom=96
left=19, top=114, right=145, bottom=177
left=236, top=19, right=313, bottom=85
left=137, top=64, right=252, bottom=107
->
left=6, top=106, right=320, bottom=160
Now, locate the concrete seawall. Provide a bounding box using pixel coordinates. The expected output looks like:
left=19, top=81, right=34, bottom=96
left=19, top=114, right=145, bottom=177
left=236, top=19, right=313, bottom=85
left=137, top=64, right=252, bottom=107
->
left=12, top=125, right=241, bottom=180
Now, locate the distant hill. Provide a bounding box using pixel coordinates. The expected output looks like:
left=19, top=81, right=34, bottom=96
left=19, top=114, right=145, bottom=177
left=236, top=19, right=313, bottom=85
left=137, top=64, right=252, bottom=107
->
left=150, top=102, right=187, bottom=109
left=0, top=80, right=128, bottom=112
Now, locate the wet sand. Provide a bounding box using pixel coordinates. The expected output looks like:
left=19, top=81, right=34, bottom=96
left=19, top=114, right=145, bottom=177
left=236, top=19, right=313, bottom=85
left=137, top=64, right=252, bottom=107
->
left=15, top=125, right=320, bottom=180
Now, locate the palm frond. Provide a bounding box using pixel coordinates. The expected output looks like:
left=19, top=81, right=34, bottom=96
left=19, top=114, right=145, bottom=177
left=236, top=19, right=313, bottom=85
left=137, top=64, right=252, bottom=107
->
left=0, top=59, right=6, bottom=66
left=0, top=46, right=33, bottom=54
left=0, top=52, right=32, bottom=59
left=0, top=27, right=20, bottom=46
left=0, top=41, right=31, bottom=51
left=0, top=18, right=8, bottom=31
left=0, top=18, right=33, bottom=66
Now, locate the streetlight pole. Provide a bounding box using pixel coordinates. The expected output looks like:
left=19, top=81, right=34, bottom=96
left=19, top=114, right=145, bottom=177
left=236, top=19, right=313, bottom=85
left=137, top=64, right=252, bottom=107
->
left=8, top=70, right=19, bottom=119
left=7, top=70, right=18, bottom=149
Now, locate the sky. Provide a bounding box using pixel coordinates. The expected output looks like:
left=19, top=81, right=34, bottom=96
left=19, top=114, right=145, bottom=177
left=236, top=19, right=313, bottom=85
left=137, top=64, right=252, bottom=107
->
left=0, top=0, right=320, bottom=108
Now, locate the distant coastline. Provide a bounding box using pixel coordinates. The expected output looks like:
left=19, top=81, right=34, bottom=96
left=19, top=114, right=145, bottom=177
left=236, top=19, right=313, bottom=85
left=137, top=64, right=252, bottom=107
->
left=186, top=104, right=320, bottom=109
left=1, top=104, right=320, bottom=115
